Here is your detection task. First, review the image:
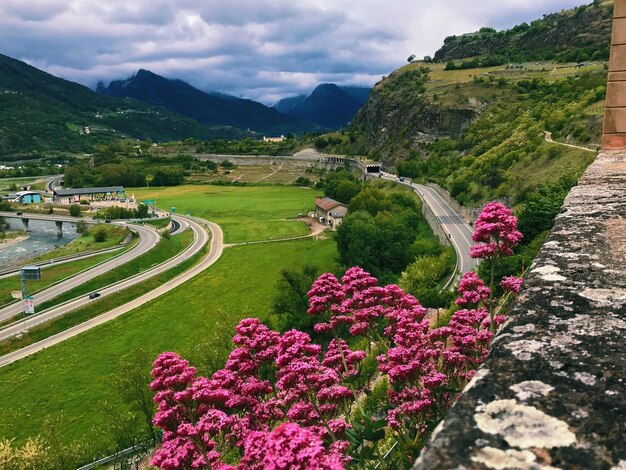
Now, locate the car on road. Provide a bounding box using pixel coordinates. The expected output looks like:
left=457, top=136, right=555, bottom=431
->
left=16, top=211, right=22, bottom=215
left=88, top=292, right=101, bottom=299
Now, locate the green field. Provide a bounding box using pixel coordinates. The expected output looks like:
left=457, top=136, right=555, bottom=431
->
left=132, top=185, right=315, bottom=243
left=0, top=237, right=338, bottom=462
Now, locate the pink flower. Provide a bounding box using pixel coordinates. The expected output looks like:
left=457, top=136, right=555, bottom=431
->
left=322, top=339, right=366, bottom=378
left=307, top=273, right=345, bottom=315
left=470, top=202, right=522, bottom=259
left=455, top=272, right=491, bottom=307
left=240, top=423, right=346, bottom=470
left=150, top=352, right=197, bottom=392
left=501, top=275, right=523, bottom=293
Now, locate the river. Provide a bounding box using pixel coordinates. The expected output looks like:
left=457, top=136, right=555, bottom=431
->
left=0, top=218, right=79, bottom=268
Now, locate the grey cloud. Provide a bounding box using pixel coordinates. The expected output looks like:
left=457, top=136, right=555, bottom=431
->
left=0, top=0, right=591, bottom=103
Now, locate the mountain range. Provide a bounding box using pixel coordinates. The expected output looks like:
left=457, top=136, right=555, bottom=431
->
left=0, top=53, right=250, bottom=156
left=273, top=84, right=370, bottom=129
left=96, top=70, right=322, bottom=135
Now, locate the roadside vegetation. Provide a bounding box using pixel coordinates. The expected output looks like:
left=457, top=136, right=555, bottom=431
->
left=0, top=232, right=205, bottom=357
left=36, top=228, right=193, bottom=311
left=0, top=251, right=123, bottom=307
left=34, top=223, right=129, bottom=260
left=0, top=238, right=338, bottom=466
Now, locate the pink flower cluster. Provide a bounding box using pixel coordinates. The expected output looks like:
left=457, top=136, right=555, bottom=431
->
left=241, top=423, right=345, bottom=470
left=150, top=201, right=525, bottom=469
left=455, top=272, right=491, bottom=307
left=150, top=318, right=360, bottom=469
left=469, top=202, right=522, bottom=259
left=501, top=275, right=523, bottom=293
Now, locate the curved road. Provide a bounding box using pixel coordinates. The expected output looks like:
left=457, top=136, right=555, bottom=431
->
left=0, top=213, right=160, bottom=322
left=0, top=216, right=223, bottom=367
left=379, top=172, right=477, bottom=277
left=0, top=215, right=200, bottom=340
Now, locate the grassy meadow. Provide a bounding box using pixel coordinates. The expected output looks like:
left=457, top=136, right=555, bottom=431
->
left=133, top=184, right=317, bottom=243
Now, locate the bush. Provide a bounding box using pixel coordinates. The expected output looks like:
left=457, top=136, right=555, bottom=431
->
left=75, top=220, right=89, bottom=236
left=68, top=204, right=81, bottom=217
left=94, top=228, right=107, bottom=242
left=293, top=176, right=312, bottom=187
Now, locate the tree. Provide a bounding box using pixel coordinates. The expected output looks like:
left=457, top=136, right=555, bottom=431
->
left=68, top=204, right=81, bottom=217
left=136, top=204, right=149, bottom=219
left=270, top=265, right=320, bottom=334
left=75, top=220, right=89, bottom=236
left=407, top=54, right=416, bottom=63
left=348, top=187, right=391, bottom=216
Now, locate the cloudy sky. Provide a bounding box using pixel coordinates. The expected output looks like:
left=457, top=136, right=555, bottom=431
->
left=0, top=0, right=587, bottom=104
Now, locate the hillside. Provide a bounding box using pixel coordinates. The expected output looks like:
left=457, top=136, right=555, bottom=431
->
left=97, top=70, right=321, bottom=135
left=320, top=1, right=609, bottom=206
left=434, top=1, right=612, bottom=64
left=0, top=54, right=245, bottom=157
left=274, top=84, right=371, bottom=128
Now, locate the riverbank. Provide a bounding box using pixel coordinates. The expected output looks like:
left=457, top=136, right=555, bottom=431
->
left=0, top=233, right=29, bottom=249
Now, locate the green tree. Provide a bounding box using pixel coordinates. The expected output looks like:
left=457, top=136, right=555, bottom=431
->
left=75, top=220, right=89, bottom=236
left=270, top=265, right=320, bottom=334
left=68, top=204, right=81, bottom=217
left=136, top=204, right=149, bottom=219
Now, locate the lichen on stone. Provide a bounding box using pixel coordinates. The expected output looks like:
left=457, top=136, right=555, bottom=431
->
left=471, top=447, right=560, bottom=470
left=474, top=399, right=576, bottom=449
left=510, top=381, right=555, bottom=401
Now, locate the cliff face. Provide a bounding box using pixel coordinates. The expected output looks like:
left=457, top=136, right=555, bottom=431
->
left=349, top=67, right=481, bottom=165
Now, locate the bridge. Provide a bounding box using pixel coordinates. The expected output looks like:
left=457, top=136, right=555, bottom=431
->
left=0, top=211, right=99, bottom=236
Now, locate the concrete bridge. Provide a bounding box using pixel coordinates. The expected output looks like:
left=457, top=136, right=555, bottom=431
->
left=0, top=211, right=98, bottom=236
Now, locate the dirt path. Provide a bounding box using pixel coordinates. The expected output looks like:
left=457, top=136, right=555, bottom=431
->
left=544, top=131, right=597, bottom=153
left=255, top=163, right=284, bottom=182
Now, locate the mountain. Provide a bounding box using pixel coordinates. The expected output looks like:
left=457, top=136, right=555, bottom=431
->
left=434, top=1, right=612, bottom=63
left=274, top=84, right=371, bottom=129
left=97, top=70, right=320, bottom=135
left=273, top=95, right=307, bottom=115
left=0, top=53, right=245, bottom=156
left=320, top=1, right=607, bottom=206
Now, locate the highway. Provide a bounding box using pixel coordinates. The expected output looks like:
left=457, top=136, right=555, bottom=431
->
left=379, top=172, right=478, bottom=278
left=0, top=213, right=160, bottom=322
left=0, top=216, right=223, bottom=367
left=0, top=215, right=207, bottom=341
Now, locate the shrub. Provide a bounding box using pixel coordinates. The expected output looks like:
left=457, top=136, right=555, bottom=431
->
left=94, top=228, right=107, bottom=242
left=68, top=204, right=81, bottom=217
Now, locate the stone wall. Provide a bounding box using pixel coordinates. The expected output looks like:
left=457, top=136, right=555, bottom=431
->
left=414, top=151, right=626, bottom=470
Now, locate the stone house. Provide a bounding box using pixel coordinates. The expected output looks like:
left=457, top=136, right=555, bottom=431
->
left=315, top=197, right=348, bottom=230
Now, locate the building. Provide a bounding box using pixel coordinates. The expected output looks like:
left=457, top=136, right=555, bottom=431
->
left=1, top=191, right=43, bottom=204
left=52, top=186, right=125, bottom=205
left=263, top=135, right=286, bottom=143
left=315, top=197, right=348, bottom=230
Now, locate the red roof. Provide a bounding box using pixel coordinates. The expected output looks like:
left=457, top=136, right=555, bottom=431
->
left=315, top=197, right=346, bottom=211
